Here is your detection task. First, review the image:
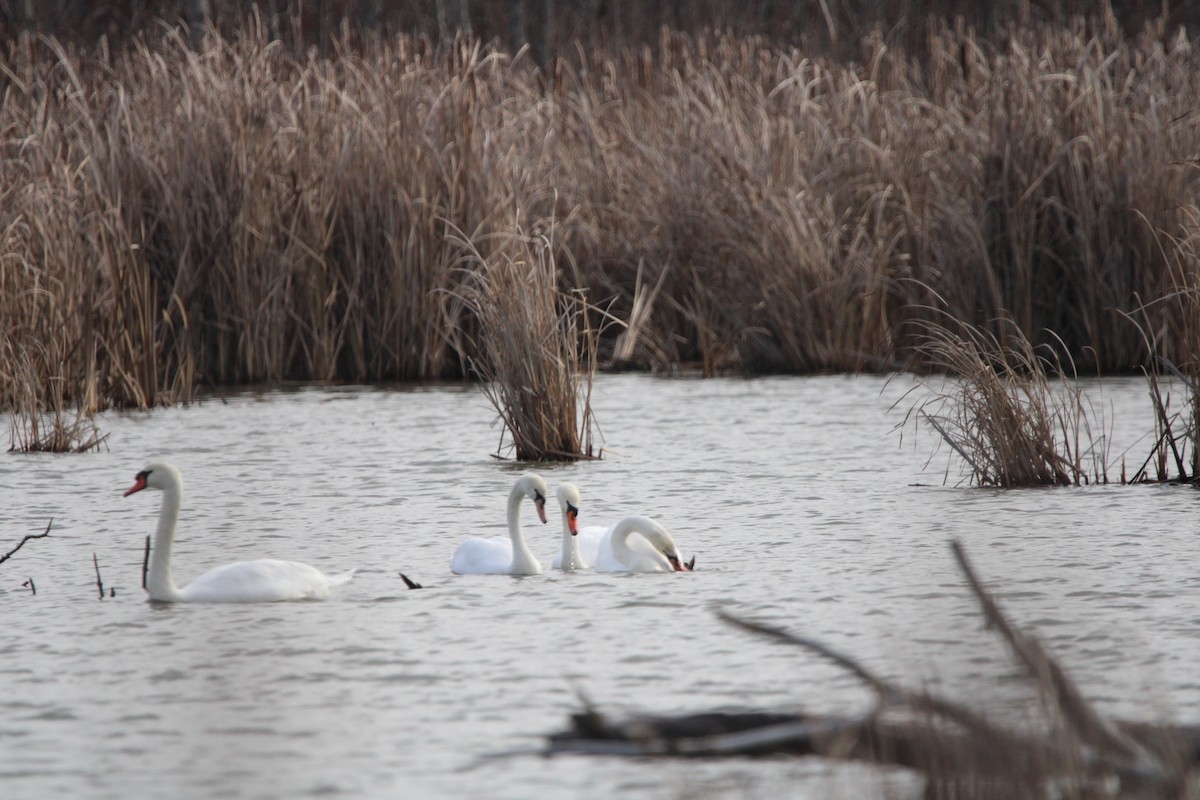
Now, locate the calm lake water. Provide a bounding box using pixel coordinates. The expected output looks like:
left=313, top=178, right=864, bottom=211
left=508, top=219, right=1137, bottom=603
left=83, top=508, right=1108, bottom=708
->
left=2, top=374, right=1198, bottom=799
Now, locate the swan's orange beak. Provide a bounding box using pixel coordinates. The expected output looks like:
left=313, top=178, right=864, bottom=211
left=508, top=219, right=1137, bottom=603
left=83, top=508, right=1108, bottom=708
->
left=567, top=508, right=579, bottom=535
left=123, top=474, right=148, bottom=497
left=534, top=497, right=548, bottom=523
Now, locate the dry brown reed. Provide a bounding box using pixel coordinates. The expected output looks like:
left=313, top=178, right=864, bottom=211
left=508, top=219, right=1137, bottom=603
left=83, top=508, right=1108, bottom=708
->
left=444, top=222, right=600, bottom=461
left=905, top=309, right=1110, bottom=487
left=5, top=341, right=109, bottom=452
left=3, top=12, right=1200, bottom=425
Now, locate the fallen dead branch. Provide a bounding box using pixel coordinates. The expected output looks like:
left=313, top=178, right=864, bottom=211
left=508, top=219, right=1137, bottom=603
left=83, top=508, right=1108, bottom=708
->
left=0, top=519, right=52, bottom=566
left=543, top=540, right=1199, bottom=798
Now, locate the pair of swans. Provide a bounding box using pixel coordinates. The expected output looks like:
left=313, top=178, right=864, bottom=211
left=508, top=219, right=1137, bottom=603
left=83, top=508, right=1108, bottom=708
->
left=450, top=474, right=694, bottom=575
left=125, top=462, right=355, bottom=603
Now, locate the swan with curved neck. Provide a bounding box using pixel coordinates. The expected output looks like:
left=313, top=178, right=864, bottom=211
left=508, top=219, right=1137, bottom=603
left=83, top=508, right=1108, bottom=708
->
left=450, top=473, right=548, bottom=575
left=124, top=462, right=355, bottom=603
left=550, top=483, right=585, bottom=571
left=593, top=515, right=695, bottom=573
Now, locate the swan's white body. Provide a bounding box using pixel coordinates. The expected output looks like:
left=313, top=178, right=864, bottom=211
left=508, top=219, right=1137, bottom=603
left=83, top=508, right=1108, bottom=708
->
left=124, top=462, right=355, bottom=603
left=592, top=515, right=692, bottom=573
left=450, top=473, right=548, bottom=575
left=550, top=483, right=585, bottom=571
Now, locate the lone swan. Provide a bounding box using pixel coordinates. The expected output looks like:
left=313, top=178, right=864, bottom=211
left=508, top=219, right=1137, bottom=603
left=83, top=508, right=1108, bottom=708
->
left=592, top=516, right=695, bottom=573
left=124, top=462, right=355, bottom=603
left=450, top=473, right=548, bottom=575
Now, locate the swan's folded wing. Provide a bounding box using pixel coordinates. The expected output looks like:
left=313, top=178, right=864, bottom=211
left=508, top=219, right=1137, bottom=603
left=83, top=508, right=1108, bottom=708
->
left=181, top=559, right=334, bottom=602
left=450, top=536, right=515, bottom=575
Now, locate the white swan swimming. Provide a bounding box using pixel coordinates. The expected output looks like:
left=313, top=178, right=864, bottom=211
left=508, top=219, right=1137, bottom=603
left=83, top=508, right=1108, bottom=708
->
left=592, top=515, right=695, bottom=573
left=450, top=473, right=548, bottom=575
left=550, top=483, right=586, bottom=571
left=124, top=462, right=355, bottom=603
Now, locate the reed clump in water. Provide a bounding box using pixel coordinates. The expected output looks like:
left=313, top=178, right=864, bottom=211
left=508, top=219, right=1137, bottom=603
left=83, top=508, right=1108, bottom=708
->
left=4, top=340, right=109, bottom=453
left=904, top=311, right=1109, bottom=487
left=445, top=224, right=599, bottom=461
left=3, top=12, right=1200, bottom=421
left=1122, top=239, right=1200, bottom=483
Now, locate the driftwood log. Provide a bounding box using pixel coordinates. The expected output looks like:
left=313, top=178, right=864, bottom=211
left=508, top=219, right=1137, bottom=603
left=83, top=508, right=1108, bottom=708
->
left=543, top=540, right=1200, bottom=799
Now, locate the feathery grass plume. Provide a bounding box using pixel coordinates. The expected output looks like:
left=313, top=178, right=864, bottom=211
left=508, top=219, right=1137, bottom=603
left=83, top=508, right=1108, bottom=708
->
left=445, top=221, right=600, bottom=461
left=905, top=310, right=1110, bottom=487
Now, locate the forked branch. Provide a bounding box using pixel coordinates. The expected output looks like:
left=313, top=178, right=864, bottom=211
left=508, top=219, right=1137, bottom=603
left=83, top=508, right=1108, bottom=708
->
left=0, top=519, right=52, bottom=566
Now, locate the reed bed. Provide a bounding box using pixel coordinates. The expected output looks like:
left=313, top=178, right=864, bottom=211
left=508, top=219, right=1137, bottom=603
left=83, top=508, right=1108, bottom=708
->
left=3, top=12, right=1200, bottom=445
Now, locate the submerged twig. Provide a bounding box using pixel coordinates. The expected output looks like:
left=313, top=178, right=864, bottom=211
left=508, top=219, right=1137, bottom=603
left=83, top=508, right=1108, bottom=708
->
left=22, top=577, right=36, bottom=595
left=0, top=519, right=53, bottom=566
left=93, top=553, right=105, bottom=599
left=142, top=535, right=150, bottom=590
left=399, top=573, right=423, bottom=590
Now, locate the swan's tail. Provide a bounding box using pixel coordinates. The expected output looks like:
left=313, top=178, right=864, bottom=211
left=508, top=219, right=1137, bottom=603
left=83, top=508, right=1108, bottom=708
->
left=328, top=569, right=357, bottom=587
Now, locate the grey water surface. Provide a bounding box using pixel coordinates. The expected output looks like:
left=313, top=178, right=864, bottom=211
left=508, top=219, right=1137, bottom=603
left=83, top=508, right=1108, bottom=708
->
left=2, top=374, right=1197, bottom=799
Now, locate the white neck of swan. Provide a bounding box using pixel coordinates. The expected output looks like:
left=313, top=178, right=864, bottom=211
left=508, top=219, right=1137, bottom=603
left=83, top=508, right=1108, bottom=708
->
left=506, top=481, right=540, bottom=574
left=558, top=514, right=584, bottom=571
left=147, top=482, right=186, bottom=602
left=611, top=516, right=674, bottom=571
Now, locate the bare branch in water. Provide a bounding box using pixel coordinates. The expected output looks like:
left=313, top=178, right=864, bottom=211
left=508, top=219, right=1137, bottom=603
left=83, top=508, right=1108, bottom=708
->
left=93, top=553, right=105, bottom=600
left=0, top=519, right=52, bottom=566
left=22, top=578, right=36, bottom=595
left=142, top=535, right=150, bottom=590
left=399, top=573, right=423, bottom=590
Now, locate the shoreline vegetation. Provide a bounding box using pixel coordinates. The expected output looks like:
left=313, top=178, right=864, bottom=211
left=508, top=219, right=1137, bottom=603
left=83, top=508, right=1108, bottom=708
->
left=2, top=3, right=1199, bottom=468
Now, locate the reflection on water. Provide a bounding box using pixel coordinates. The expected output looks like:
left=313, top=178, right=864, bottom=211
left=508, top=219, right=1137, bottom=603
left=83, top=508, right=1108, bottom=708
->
left=2, top=375, right=1198, bottom=799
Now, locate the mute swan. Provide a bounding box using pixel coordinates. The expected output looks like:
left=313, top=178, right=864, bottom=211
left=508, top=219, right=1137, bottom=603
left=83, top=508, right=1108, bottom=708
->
left=450, top=473, right=548, bottom=575
left=550, top=483, right=586, bottom=571
left=124, top=462, right=355, bottom=603
left=593, top=515, right=695, bottom=573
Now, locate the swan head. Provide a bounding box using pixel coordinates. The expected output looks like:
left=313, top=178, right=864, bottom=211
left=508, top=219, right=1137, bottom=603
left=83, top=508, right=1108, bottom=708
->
left=517, top=472, right=549, bottom=523
left=665, top=552, right=695, bottom=572
left=556, top=483, right=581, bottom=535
left=641, top=518, right=693, bottom=572
left=124, top=462, right=181, bottom=497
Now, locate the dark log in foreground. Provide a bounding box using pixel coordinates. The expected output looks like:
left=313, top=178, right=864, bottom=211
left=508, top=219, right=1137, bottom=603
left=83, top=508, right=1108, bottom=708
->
left=543, top=540, right=1200, bottom=798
